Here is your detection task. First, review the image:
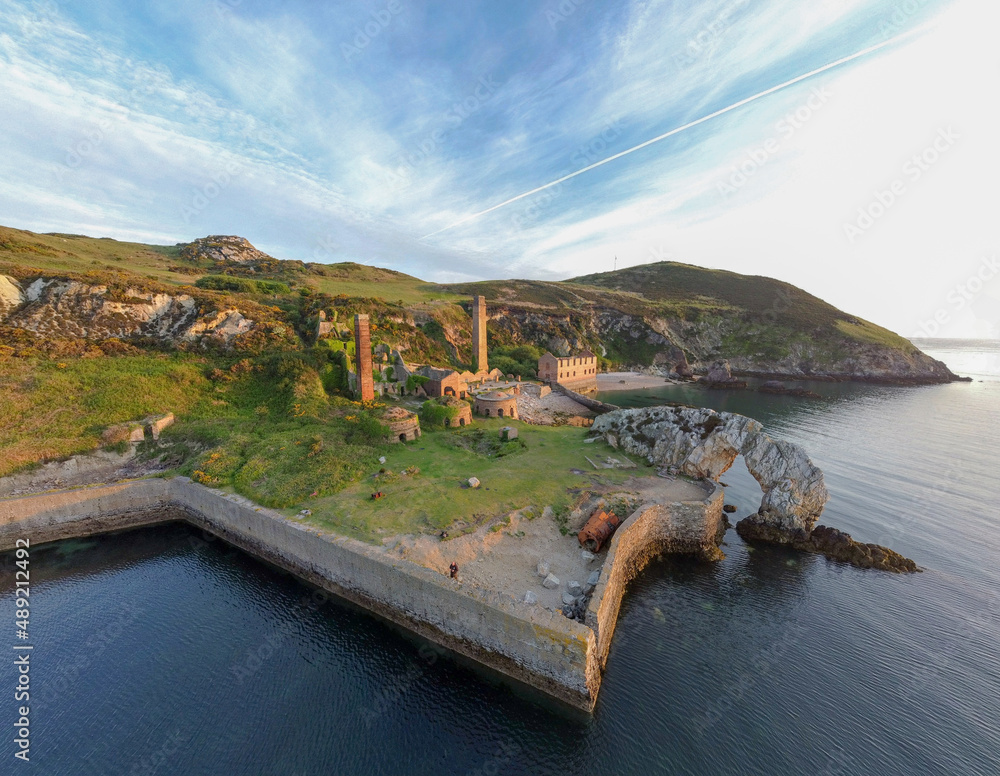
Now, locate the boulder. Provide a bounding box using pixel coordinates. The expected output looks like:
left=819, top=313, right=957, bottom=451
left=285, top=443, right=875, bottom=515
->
left=705, top=360, right=733, bottom=383
left=586, top=570, right=601, bottom=587
left=723, top=504, right=737, bottom=513
left=581, top=550, right=597, bottom=562
left=523, top=591, right=538, bottom=605
left=542, top=573, right=560, bottom=590
left=468, top=477, right=481, bottom=489
left=101, top=423, right=145, bottom=446
left=561, top=592, right=577, bottom=606
left=536, top=560, right=551, bottom=578
left=567, top=580, right=582, bottom=596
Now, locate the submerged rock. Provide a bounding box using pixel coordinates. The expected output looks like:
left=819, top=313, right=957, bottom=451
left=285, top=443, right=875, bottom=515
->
left=737, top=521, right=918, bottom=572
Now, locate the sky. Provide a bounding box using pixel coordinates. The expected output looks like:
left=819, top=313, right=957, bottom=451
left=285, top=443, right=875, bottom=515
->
left=1, top=0, right=997, bottom=338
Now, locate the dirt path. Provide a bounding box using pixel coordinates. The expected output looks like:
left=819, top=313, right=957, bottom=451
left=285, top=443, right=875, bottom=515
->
left=380, top=473, right=711, bottom=612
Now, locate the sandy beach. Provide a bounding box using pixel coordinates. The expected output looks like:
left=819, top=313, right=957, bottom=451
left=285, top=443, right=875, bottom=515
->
left=596, top=371, right=678, bottom=392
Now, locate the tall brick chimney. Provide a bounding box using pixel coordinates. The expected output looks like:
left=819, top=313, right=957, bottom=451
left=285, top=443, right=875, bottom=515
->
left=472, top=295, right=488, bottom=374
left=354, top=314, right=375, bottom=403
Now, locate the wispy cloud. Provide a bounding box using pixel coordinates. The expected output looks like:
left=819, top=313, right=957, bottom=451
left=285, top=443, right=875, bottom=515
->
left=0, top=0, right=993, bottom=333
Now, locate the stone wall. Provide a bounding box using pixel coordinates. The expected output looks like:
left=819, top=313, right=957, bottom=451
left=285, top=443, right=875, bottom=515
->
left=585, top=482, right=725, bottom=668
left=0, top=474, right=727, bottom=710
left=0, top=478, right=596, bottom=710
left=553, top=385, right=620, bottom=414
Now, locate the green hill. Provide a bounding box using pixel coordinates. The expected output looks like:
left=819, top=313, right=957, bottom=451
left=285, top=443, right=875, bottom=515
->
left=0, top=224, right=948, bottom=380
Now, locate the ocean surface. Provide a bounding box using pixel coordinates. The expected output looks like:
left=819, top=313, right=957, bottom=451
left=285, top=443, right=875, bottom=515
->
left=2, top=338, right=999, bottom=775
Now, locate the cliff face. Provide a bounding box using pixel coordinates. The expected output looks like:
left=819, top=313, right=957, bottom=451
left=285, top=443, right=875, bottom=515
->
left=0, top=226, right=959, bottom=383
left=0, top=275, right=253, bottom=345
left=484, top=303, right=953, bottom=383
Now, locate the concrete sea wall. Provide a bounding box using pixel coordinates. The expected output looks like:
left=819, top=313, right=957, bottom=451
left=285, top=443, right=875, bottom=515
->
left=0, top=476, right=723, bottom=710
left=552, top=384, right=620, bottom=414
left=0, top=478, right=596, bottom=709
left=586, top=482, right=725, bottom=668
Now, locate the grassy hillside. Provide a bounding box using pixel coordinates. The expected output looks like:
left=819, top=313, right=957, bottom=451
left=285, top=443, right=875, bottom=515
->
left=0, top=224, right=933, bottom=372
left=0, top=225, right=453, bottom=305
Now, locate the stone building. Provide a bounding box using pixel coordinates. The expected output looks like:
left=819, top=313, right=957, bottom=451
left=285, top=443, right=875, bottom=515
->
left=474, top=391, right=518, bottom=420
left=419, top=366, right=470, bottom=399
left=383, top=407, right=421, bottom=443
left=316, top=310, right=335, bottom=339
left=538, top=350, right=598, bottom=393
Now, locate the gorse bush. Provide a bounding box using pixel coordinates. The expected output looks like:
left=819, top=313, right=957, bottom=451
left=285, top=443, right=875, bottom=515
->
left=195, top=275, right=290, bottom=295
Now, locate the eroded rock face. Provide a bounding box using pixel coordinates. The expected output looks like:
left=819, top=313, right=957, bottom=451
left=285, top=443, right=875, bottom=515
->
left=5, top=278, right=254, bottom=345
left=592, top=405, right=918, bottom=571
left=0, top=275, right=24, bottom=316
left=591, top=406, right=828, bottom=539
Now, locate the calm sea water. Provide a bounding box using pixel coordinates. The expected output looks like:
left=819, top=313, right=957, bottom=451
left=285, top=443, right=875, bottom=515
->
left=2, top=339, right=998, bottom=775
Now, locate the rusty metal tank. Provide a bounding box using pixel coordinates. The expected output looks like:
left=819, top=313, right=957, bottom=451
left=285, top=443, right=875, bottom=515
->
left=577, top=509, right=623, bottom=553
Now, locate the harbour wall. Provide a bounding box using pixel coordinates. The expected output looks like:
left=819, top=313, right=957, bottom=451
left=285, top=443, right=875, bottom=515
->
left=0, top=478, right=597, bottom=710
left=0, top=476, right=724, bottom=710
left=586, top=482, right=726, bottom=668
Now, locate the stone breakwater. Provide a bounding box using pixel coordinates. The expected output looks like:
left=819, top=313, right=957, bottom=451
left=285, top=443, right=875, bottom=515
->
left=591, top=405, right=919, bottom=572
left=0, top=476, right=725, bottom=711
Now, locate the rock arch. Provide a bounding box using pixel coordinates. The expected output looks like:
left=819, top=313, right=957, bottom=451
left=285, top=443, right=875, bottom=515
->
left=591, top=406, right=829, bottom=542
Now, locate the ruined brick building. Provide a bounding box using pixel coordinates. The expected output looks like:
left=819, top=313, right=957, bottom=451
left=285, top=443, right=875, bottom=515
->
left=537, top=350, right=598, bottom=393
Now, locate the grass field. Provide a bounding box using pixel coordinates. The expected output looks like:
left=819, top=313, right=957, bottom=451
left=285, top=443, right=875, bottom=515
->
left=296, top=418, right=646, bottom=542
left=0, top=353, right=216, bottom=477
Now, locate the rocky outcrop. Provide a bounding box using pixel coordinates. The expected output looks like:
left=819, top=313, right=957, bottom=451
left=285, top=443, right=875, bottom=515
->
left=592, top=406, right=829, bottom=538
left=2, top=278, right=254, bottom=345
left=736, top=523, right=918, bottom=573
left=592, top=405, right=918, bottom=571
left=180, top=235, right=275, bottom=266
left=758, top=381, right=822, bottom=398
left=703, top=359, right=748, bottom=389
left=0, top=275, right=24, bottom=313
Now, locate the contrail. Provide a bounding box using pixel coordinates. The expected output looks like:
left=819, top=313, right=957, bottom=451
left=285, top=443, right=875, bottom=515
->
left=421, top=25, right=930, bottom=240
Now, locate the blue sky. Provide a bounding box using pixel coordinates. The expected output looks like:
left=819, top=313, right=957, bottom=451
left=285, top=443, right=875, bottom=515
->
left=1, top=0, right=996, bottom=337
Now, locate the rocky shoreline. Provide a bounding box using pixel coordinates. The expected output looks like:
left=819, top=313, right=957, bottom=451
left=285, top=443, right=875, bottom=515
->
left=590, top=405, right=919, bottom=573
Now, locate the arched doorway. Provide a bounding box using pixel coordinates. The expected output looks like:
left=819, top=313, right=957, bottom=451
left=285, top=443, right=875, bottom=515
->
left=498, top=408, right=504, bottom=417
left=399, top=433, right=407, bottom=442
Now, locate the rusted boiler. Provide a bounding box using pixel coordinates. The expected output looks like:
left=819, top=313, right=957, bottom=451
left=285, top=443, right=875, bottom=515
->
left=577, top=509, right=623, bottom=553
